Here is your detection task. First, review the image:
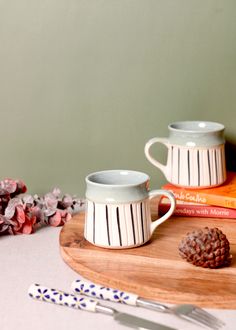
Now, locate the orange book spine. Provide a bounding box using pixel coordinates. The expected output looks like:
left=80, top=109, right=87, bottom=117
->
left=162, top=186, right=236, bottom=209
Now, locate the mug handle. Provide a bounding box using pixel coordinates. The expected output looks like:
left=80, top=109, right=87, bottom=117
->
left=148, top=190, right=176, bottom=235
left=144, top=137, right=170, bottom=180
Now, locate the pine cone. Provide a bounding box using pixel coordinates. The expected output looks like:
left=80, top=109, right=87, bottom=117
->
left=179, top=227, right=232, bottom=268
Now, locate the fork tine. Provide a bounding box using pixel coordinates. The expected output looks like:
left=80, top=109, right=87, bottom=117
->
left=188, top=311, right=221, bottom=330
left=194, top=314, right=223, bottom=329
left=192, top=310, right=222, bottom=329
left=194, top=307, right=225, bottom=326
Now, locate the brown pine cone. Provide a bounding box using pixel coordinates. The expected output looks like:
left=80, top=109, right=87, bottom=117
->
left=179, top=227, right=232, bottom=268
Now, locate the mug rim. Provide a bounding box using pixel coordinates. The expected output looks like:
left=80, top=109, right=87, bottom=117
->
left=86, top=169, right=150, bottom=187
left=168, top=121, right=224, bottom=133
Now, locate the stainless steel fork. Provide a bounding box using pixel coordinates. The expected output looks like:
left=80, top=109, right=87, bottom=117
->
left=72, top=279, right=225, bottom=330
left=138, top=299, right=225, bottom=330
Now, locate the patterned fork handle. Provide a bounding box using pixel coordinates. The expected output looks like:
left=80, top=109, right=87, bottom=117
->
left=71, top=279, right=225, bottom=330
left=71, top=279, right=139, bottom=306
left=28, top=284, right=98, bottom=312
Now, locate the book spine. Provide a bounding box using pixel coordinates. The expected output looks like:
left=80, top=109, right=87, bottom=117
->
left=159, top=203, right=236, bottom=219
left=163, top=188, right=236, bottom=209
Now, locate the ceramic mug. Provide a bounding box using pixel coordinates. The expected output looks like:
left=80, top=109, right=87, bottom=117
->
left=84, top=170, right=175, bottom=249
left=145, top=121, right=227, bottom=188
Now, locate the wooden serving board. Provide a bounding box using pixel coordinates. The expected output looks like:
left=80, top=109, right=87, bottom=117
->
left=59, top=202, right=236, bottom=309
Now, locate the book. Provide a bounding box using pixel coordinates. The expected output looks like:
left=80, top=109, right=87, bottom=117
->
left=162, top=171, right=236, bottom=209
left=159, top=198, right=236, bottom=219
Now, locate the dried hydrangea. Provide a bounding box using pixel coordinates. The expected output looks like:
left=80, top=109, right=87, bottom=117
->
left=0, top=179, right=85, bottom=235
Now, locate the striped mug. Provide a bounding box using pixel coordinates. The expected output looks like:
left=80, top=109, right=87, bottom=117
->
left=145, top=121, right=227, bottom=188
left=84, top=170, right=175, bottom=249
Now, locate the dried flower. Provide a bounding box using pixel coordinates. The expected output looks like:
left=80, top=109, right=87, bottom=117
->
left=0, top=179, right=85, bottom=236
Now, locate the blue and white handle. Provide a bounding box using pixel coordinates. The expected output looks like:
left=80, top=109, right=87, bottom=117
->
left=28, top=284, right=98, bottom=312
left=71, top=279, right=138, bottom=306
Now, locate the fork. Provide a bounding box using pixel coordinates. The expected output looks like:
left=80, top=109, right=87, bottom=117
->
left=71, top=279, right=225, bottom=330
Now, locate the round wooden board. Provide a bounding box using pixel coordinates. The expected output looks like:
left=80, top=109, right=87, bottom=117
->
left=60, top=205, right=236, bottom=309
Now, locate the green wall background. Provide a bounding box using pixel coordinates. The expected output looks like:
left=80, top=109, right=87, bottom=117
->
left=0, top=1, right=235, bottom=196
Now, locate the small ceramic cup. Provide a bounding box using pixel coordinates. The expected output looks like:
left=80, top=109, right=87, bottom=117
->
left=145, top=121, right=227, bottom=188
left=84, top=170, right=175, bottom=249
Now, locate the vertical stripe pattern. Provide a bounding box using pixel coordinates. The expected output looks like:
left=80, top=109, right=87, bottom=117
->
left=106, top=205, right=110, bottom=246
left=168, top=144, right=226, bottom=187
left=93, top=202, right=95, bottom=243
left=130, top=204, right=136, bottom=245
left=84, top=199, right=151, bottom=248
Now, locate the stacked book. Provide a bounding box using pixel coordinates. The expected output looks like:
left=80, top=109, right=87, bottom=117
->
left=160, top=171, right=236, bottom=219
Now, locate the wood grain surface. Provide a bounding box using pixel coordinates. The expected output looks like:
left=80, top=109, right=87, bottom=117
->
left=59, top=201, right=236, bottom=308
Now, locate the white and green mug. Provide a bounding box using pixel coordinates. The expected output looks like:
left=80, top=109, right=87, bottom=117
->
left=84, top=170, right=175, bottom=249
left=145, top=121, right=227, bottom=188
